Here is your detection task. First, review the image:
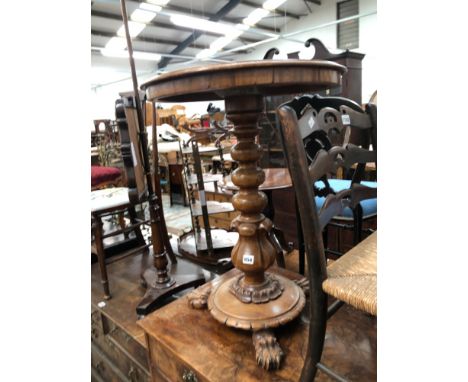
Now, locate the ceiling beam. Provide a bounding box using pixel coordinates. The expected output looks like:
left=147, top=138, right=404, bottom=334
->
left=305, top=0, right=321, bottom=5
left=92, top=29, right=202, bottom=49
left=158, top=0, right=242, bottom=69
left=159, top=2, right=277, bottom=33
left=92, top=29, right=182, bottom=47
left=240, top=0, right=304, bottom=19
left=119, top=0, right=276, bottom=33
left=92, top=0, right=280, bottom=33
left=91, top=46, right=231, bottom=62
left=92, top=30, right=250, bottom=54
left=91, top=10, right=261, bottom=43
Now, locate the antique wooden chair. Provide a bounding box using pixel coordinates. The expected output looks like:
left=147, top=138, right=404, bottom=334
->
left=283, top=95, right=377, bottom=266
left=91, top=98, right=157, bottom=300
left=277, top=95, right=377, bottom=380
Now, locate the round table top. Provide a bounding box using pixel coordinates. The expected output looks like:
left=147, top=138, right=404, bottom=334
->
left=219, top=168, right=292, bottom=191
left=141, top=59, right=346, bottom=102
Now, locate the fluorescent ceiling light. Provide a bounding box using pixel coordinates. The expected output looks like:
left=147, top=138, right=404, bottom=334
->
left=263, top=0, right=287, bottom=11
left=210, top=37, right=233, bottom=51
left=224, top=24, right=247, bottom=39
left=236, top=23, right=250, bottom=31
left=130, top=9, right=157, bottom=23
left=117, top=21, right=146, bottom=37
left=170, top=14, right=239, bottom=36
left=139, top=3, right=162, bottom=13
left=146, top=0, right=170, bottom=5
left=100, top=49, right=130, bottom=58
left=105, top=37, right=127, bottom=50
left=100, top=49, right=161, bottom=62
left=133, top=51, right=161, bottom=61
left=196, top=49, right=217, bottom=59
left=224, top=30, right=243, bottom=39
left=243, top=8, right=270, bottom=26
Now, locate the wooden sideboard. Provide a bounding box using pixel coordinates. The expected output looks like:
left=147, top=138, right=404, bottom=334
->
left=92, top=248, right=376, bottom=381
left=91, top=306, right=150, bottom=382
left=91, top=246, right=209, bottom=382
left=137, top=266, right=377, bottom=381
left=138, top=267, right=308, bottom=382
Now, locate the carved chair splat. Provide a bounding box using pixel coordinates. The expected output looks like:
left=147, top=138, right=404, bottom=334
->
left=282, top=95, right=377, bottom=270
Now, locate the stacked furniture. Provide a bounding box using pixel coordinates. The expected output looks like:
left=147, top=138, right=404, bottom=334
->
left=133, top=59, right=376, bottom=381
left=259, top=39, right=369, bottom=254
left=178, top=138, right=238, bottom=271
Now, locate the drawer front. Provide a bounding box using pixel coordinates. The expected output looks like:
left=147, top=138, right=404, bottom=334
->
left=101, top=314, right=149, bottom=371
left=92, top=308, right=150, bottom=382
left=92, top=342, right=130, bottom=382
left=148, top=336, right=205, bottom=382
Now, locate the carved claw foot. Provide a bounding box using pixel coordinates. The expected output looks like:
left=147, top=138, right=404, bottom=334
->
left=294, top=277, right=309, bottom=296
left=187, top=285, right=211, bottom=310
left=252, top=329, right=284, bottom=370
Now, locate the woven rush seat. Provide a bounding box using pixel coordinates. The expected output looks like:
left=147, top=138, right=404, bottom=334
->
left=323, top=232, right=377, bottom=316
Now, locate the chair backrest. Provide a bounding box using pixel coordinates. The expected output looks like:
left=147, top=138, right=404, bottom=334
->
left=277, top=94, right=377, bottom=275
left=115, top=94, right=148, bottom=204
left=93, top=119, right=111, bottom=134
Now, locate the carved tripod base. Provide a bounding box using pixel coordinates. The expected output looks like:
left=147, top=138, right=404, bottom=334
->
left=137, top=265, right=205, bottom=317
left=187, top=275, right=306, bottom=370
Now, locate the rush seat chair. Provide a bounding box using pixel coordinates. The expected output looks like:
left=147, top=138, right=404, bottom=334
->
left=277, top=95, right=377, bottom=381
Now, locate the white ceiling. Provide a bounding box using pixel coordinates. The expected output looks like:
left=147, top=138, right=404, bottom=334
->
left=91, top=0, right=323, bottom=87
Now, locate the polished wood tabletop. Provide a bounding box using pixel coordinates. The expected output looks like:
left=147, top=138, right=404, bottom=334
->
left=141, top=59, right=346, bottom=102
left=219, top=168, right=292, bottom=191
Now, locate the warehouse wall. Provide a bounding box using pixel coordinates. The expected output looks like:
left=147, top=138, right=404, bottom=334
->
left=239, top=0, right=377, bottom=102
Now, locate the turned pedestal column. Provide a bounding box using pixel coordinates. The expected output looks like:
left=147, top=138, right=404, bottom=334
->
left=207, top=95, right=305, bottom=334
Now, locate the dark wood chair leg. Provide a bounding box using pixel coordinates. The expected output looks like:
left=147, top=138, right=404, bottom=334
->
left=118, top=212, right=128, bottom=239
left=295, top=199, right=305, bottom=275
left=300, top=286, right=328, bottom=381
left=269, top=227, right=286, bottom=268
left=128, top=205, right=146, bottom=247
left=322, top=226, right=329, bottom=256
left=352, top=204, right=364, bottom=246
left=93, top=214, right=111, bottom=300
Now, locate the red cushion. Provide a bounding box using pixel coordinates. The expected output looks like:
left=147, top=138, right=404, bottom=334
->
left=91, top=166, right=121, bottom=187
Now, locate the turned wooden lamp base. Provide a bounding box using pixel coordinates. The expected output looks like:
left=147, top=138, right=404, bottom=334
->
left=208, top=273, right=305, bottom=330
left=211, top=274, right=305, bottom=370
left=188, top=277, right=306, bottom=370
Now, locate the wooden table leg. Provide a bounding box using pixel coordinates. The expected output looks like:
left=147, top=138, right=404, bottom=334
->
left=93, top=215, right=111, bottom=300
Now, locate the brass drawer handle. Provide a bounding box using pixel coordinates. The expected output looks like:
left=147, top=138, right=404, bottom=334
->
left=182, top=370, right=198, bottom=382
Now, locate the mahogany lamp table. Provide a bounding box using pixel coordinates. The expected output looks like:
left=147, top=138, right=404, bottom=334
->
left=141, top=60, right=346, bottom=370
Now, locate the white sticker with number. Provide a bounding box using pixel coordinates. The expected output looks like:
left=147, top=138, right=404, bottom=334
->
left=341, top=114, right=351, bottom=125
left=242, top=254, right=254, bottom=265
